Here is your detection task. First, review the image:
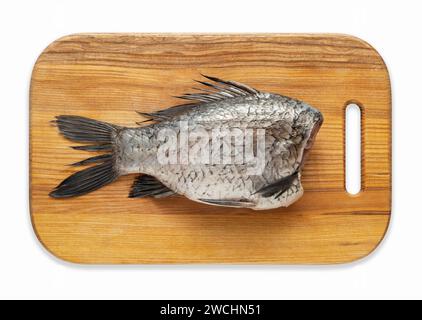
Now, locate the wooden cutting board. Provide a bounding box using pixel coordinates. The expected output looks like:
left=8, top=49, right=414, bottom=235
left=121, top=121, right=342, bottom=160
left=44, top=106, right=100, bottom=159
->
left=30, top=34, right=391, bottom=264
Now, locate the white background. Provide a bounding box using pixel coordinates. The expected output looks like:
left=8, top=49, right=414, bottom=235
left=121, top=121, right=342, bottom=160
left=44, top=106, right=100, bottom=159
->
left=0, top=0, right=419, bottom=300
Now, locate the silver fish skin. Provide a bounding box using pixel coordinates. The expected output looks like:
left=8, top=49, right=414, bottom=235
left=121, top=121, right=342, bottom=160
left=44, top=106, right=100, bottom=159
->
left=50, top=75, right=323, bottom=210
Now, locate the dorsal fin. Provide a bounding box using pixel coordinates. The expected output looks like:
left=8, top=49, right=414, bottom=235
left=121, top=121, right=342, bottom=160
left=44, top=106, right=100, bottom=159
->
left=176, top=74, right=260, bottom=103
left=136, top=75, right=261, bottom=123
left=136, top=103, right=197, bottom=123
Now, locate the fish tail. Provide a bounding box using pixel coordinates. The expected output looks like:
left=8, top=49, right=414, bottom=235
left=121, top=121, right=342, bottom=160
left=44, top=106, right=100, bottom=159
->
left=49, top=115, right=121, bottom=198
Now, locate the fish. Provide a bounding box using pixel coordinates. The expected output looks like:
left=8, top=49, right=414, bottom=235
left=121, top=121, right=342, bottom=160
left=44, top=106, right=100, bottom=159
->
left=50, top=75, right=323, bottom=210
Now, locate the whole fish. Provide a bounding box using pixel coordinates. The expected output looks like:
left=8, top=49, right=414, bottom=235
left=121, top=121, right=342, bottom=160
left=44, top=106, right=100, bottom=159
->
left=50, top=75, right=323, bottom=210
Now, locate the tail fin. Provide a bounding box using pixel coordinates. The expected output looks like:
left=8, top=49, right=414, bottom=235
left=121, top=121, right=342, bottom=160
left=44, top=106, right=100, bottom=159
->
left=49, top=115, right=120, bottom=198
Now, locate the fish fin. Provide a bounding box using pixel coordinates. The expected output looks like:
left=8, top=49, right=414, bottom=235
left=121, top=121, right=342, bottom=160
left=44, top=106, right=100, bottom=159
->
left=136, top=103, right=198, bottom=122
left=200, top=74, right=260, bottom=94
left=198, top=198, right=255, bottom=208
left=70, top=154, right=113, bottom=166
left=254, top=172, right=299, bottom=199
left=50, top=115, right=120, bottom=198
left=53, top=115, right=120, bottom=143
left=137, top=75, right=261, bottom=123
left=71, top=144, right=113, bottom=151
left=129, top=175, right=175, bottom=198
left=49, top=161, right=118, bottom=198
left=178, top=74, right=260, bottom=103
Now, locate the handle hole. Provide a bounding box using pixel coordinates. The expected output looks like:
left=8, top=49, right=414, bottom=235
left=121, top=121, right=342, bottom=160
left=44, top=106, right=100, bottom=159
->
left=345, top=103, right=362, bottom=195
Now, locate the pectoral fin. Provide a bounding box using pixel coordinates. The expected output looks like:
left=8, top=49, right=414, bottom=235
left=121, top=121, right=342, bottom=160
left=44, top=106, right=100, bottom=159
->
left=254, top=172, right=299, bottom=199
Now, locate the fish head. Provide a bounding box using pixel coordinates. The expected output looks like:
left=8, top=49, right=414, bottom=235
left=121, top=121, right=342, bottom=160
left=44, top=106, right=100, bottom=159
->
left=294, top=103, right=324, bottom=169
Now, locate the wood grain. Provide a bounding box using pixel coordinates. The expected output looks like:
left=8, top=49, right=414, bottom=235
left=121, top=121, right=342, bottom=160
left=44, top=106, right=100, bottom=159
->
left=30, top=34, right=391, bottom=264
